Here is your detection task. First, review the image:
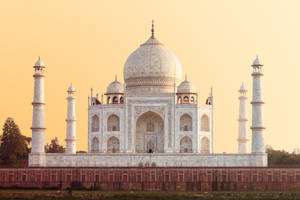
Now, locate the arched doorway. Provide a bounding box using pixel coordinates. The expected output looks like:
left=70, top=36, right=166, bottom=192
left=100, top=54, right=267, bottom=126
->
left=107, top=136, right=120, bottom=153
left=180, top=136, right=192, bottom=153
left=135, top=111, right=164, bottom=153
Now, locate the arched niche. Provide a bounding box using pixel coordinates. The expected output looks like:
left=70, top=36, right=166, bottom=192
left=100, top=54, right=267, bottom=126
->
left=135, top=111, right=164, bottom=153
left=200, top=136, right=210, bottom=154
left=201, top=114, right=210, bottom=131
left=180, top=136, right=192, bottom=153
left=107, top=114, right=120, bottom=131
left=180, top=114, right=192, bottom=131
left=107, top=136, right=120, bottom=153
left=91, top=137, right=99, bottom=152
left=91, top=115, right=99, bottom=132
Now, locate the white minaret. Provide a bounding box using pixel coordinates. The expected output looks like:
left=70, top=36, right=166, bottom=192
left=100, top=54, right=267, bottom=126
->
left=237, top=83, right=248, bottom=153
left=251, top=56, right=265, bottom=153
left=31, top=57, right=46, bottom=153
left=65, top=84, right=76, bottom=154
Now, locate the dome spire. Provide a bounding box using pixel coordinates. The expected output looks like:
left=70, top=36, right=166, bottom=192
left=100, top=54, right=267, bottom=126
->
left=151, top=20, right=155, bottom=39
left=115, top=75, right=117, bottom=81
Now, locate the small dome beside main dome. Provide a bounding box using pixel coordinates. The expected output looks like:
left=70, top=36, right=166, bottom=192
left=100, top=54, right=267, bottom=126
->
left=106, top=77, right=124, bottom=94
left=123, top=24, right=183, bottom=93
left=177, top=78, right=196, bottom=94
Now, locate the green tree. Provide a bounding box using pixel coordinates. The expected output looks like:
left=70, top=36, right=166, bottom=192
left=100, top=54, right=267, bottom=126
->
left=0, top=118, right=30, bottom=166
left=267, top=146, right=300, bottom=166
left=45, top=137, right=65, bottom=153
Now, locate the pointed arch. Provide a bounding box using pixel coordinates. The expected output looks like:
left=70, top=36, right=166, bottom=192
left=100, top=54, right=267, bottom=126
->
left=112, top=96, right=118, bottom=104
left=135, top=111, right=164, bottom=153
left=180, top=136, right=192, bottom=153
left=177, top=96, right=182, bottom=104
left=91, top=137, right=99, bottom=152
left=107, top=136, right=120, bottom=153
left=107, top=96, right=111, bottom=104
left=107, top=114, right=120, bottom=131
left=120, top=96, right=124, bottom=104
left=201, top=114, right=210, bottom=131
left=200, top=136, right=210, bottom=154
left=91, top=115, right=99, bottom=132
left=180, top=114, right=192, bottom=131
left=183, top=96, right=189, bottom=104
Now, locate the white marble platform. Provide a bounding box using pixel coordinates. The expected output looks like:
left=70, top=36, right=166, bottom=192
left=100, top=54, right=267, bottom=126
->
left=29, top=152, right=267, bottom=167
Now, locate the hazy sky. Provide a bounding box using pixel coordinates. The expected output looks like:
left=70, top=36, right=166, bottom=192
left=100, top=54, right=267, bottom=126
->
left=0, top=0, right=299, bottom=152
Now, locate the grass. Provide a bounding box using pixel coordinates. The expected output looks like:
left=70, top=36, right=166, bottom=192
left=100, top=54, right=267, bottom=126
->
left=1, top=189, right=300, bottom=199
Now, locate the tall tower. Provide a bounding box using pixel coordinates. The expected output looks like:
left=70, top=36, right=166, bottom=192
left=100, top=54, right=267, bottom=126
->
left=237, top=83, right=248, bottom=153
left=31, top=57, right=46, bottom=153
left=251, top=56, right=265, bottom=153
left=65, top=84, right=76, bottom=154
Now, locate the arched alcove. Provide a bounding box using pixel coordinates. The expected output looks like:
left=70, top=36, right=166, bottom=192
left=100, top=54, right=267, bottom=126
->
left=180, top=136, right=192, bottom=153
left=135, top=111, right=164, bottom=153
left=200, top=137, right=210, bottom=154
left=201, top=115, right=210, bottom=131
left=107, top=114, right=120, bottom=131
left=91, top=137, right=99, bottom=152
left=180, top=114, right=192, bottom=131
left=91, top=115, right=99, bottom=132
left=107, top=136, right=120, bottom=153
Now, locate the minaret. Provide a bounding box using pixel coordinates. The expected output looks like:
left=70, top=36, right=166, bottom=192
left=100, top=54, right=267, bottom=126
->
left=237, top=83, right=248, bottom=153
left=31, top=57, right=46, bottom=153
left=251, top=56, right=265, bottom=153
left=65, top=84, right=76, bottom=154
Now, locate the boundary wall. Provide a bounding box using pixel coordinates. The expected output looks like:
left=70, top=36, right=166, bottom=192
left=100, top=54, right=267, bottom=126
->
left=0, top=167, right=300, bottom=191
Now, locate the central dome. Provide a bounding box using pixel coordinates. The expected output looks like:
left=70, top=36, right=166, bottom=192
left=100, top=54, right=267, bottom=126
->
left=123, top=28, right=182, bottom=93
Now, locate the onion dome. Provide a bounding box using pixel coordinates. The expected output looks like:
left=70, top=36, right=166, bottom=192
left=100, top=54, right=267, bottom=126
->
left=177, top=76, right=196, bottom=94
left=34, top=56, right=45, bottom=67
left=123, top=21, right=182, bottom=93
left=106, top=76, right=124, bottom=94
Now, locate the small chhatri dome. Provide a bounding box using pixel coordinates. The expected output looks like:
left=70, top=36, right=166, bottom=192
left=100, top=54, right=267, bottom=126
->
left=177, top=76, right=196, bottom=93
left=123, top=22, right=183, bottom=93
left=67, top=84, right=75, bottom=93
left=34, top=56, right=45, bottom=67
left=252, top=55, right=263, bottom=66
left=106, top=76, right=124, bottom=94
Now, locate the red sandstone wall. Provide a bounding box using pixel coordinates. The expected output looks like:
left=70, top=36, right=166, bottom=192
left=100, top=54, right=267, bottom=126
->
left=0, top=167, right=300, bottom=191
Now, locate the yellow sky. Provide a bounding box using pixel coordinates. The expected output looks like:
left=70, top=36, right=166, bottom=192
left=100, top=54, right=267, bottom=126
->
left=0, top=0, right=299, bottom=153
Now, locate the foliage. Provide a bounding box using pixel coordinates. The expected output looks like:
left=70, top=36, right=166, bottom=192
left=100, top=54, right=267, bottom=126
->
left=45, top=137, right=65, bottom=153
left=0, top=118, right=31, bottom=166
left=267, top=146, right=300, bottom=166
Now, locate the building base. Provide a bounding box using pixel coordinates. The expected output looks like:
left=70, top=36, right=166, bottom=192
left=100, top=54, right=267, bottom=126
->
left=29, top=153, right=267, bottom=167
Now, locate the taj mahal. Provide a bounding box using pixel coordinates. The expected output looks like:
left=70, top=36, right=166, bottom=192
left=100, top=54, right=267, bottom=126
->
left=29, top=22, right=267, bottom=167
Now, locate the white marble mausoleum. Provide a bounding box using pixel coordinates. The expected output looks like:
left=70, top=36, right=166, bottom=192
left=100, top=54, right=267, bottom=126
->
left=29, top=22, right=267, bottom=167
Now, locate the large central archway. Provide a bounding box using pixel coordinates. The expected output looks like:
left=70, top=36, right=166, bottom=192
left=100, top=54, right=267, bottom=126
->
left=135, top=111, right=164, bottom=153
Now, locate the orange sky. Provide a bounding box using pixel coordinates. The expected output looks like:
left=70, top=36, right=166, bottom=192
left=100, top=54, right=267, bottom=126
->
left=0, top=0, right=299, bottom=153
